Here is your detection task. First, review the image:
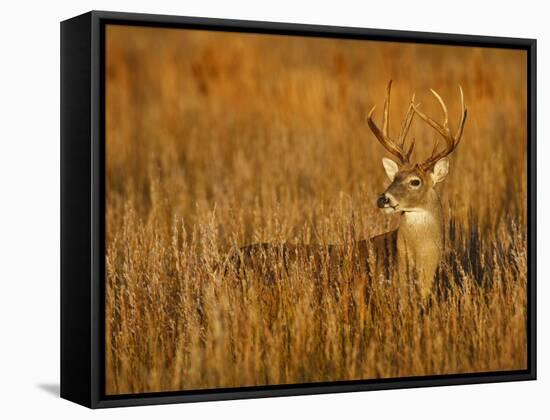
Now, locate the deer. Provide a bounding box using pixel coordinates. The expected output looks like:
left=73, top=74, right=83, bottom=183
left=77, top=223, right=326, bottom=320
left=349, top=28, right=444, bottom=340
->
left=220, top=81, right=467, bottom=300
left=366, top=81, right=467, bottom=298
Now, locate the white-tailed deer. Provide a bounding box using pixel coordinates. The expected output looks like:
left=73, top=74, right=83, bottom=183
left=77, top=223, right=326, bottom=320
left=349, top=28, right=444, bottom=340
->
left=367, top=81, right=467, bottom=297
left=222, top=81, right=467, bottom=299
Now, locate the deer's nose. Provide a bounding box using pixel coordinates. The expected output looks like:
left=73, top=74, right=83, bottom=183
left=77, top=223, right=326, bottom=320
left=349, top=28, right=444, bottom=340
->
left=377, top=194, right=390, bottom=208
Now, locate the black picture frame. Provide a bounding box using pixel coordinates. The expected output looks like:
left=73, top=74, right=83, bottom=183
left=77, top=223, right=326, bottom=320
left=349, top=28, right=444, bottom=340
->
left=60, top=10, right=537, bottom=409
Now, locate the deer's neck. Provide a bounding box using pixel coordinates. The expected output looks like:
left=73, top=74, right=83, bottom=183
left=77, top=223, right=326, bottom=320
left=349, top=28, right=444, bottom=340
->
left=396, top=191, right=444, bottom=293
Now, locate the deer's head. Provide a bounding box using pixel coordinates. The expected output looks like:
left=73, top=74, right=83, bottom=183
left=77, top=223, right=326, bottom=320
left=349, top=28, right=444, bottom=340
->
left=367, top=81, right=467, bottom=214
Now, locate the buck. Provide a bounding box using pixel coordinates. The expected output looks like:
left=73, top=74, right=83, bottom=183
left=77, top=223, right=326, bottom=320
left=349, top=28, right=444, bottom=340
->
left=223, top=81, right=467, bottom=299
left=366, top=81, right=467, bottom=297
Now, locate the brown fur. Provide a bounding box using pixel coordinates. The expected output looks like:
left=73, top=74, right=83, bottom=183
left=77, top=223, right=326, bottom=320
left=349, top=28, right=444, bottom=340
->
left=222, top=229, right=399, bottom=284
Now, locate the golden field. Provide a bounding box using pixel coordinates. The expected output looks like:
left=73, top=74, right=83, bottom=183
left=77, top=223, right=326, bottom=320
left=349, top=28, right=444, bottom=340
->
left=104, top=25, right=528, bottom=394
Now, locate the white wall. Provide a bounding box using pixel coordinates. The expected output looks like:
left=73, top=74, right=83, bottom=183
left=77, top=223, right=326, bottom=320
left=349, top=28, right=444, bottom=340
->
left=0, top=0, right=546, bottom=418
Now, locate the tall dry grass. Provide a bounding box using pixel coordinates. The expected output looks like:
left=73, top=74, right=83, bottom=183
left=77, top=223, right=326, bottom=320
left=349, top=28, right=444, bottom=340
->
left=104, top=25, right=528, bottom=394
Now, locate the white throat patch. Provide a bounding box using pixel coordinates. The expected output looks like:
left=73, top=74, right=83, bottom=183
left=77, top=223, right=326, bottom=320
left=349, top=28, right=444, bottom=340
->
left=403, top=209, right=437, bottom=227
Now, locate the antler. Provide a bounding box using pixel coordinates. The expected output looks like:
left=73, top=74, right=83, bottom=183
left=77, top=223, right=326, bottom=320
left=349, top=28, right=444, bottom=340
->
left=413, top=86, right=468, bottom=170
left=367, top=80, right=418, bottom=164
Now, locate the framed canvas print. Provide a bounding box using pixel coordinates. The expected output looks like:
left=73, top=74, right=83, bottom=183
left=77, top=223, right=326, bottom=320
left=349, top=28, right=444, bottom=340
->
left=60, top=11, right=536, bottom=408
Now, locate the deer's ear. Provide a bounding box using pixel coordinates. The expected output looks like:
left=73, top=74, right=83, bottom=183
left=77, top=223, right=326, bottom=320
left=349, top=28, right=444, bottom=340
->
left=431, top=157, right=450, bottom=184
left=382, top=158, right=399, bottom=181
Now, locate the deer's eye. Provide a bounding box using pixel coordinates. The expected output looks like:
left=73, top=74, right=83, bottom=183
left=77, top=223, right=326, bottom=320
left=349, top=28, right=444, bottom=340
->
left=409, top=178, right=421, bottom=187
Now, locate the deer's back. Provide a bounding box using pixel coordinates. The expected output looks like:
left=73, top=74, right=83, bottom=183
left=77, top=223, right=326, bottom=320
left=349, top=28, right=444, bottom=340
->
left=222, top=229, right=398, bottom=281
left=361, top=229, right=398, bottom=279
